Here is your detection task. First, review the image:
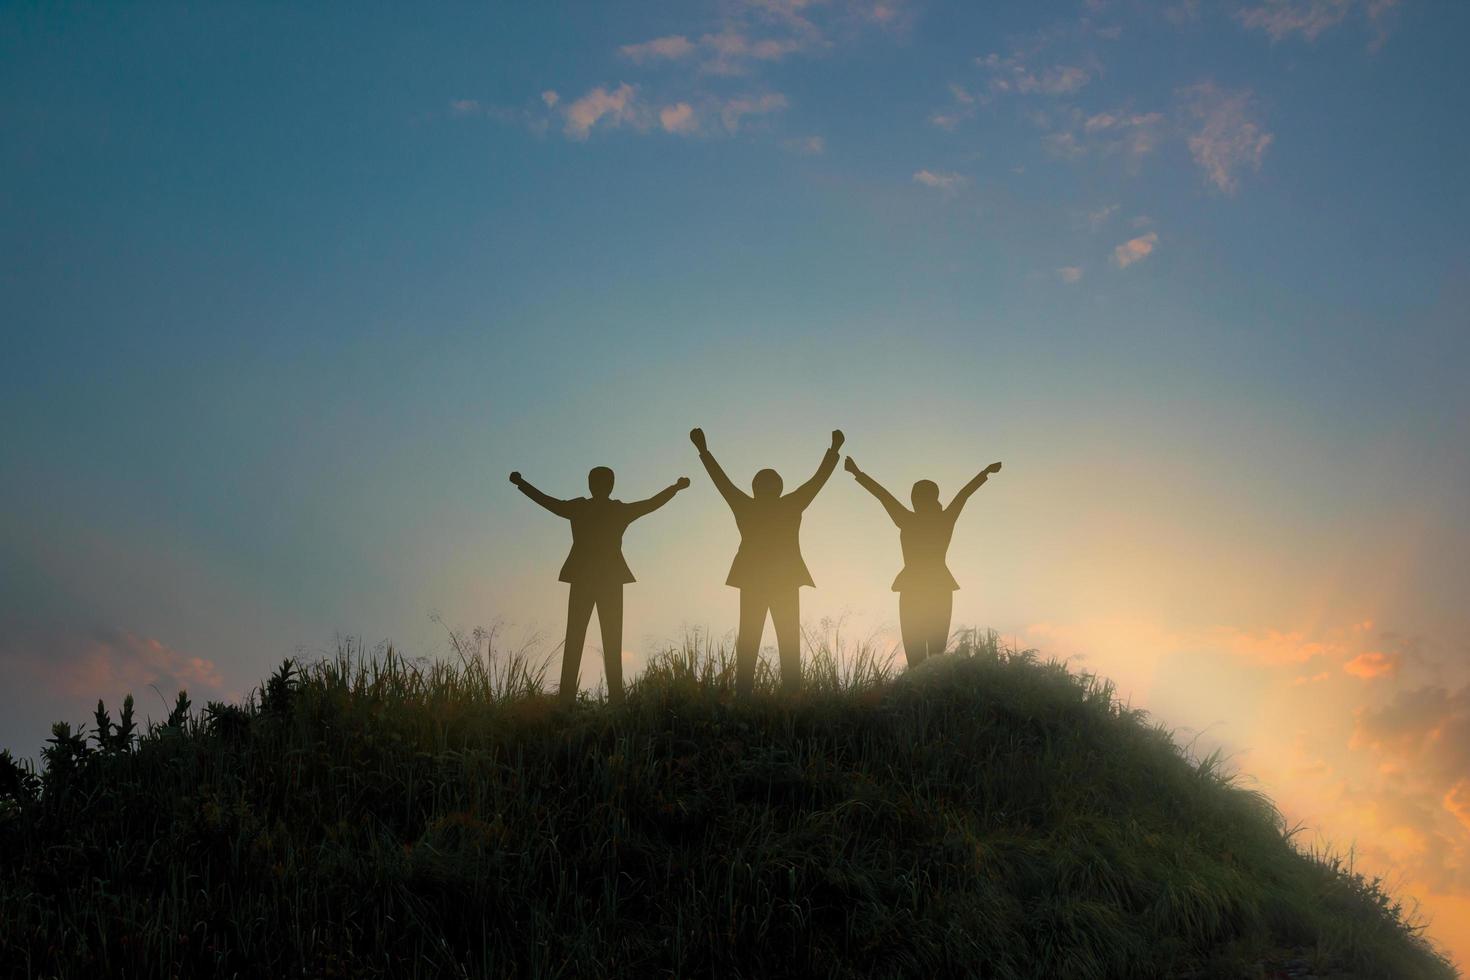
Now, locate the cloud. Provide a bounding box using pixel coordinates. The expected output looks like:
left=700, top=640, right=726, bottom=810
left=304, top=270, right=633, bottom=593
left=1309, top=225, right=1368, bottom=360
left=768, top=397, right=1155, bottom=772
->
left=1350, top=683, right=1470, bottom=890
left=784, top=134, right=825, bottom=155
left=1233, top=0, right=1402, bottom=48
left=700, top=28, right=809, bottom=75
left=720, top=92, right=789, bottom=132
left=1058, top=266, right=1084, bottom=284
left=1234, top=0, right=1354, bottom=42
left=930, top=83, right=979, bottom=130
left=449, top=99, right=481, bottom=117
left=5, top=627, right=225, bottom=703
left=977, top=52, right=1092, bottom=96
left=562, top=83, right=648, bottom=140
left=1180, top=82, right=1273, bottom=193
left=620, top=34, right=698, bottom=63
left=912, top=169, right=968, bottom=193
left=1343, top=650, right=1398, bottom=678
left=1291, top=670, right=1333, bottom=685
left=1112, top=231, right=1158, bottom=268
left=1447, top=781, right=1470, bottom=836
left=551, top=85, right=787, bottom=141
left=1088, top=204, right=1120, bottom=228
left=659, top=102, right=698, bottom=134
left=1036, top=107, right=1164, bottom=168
left=1164, top=0, right=1203, bottom=24
left=540, top=90, right=559, bottom=109
left=1044, top=131, right=1083, bottom=158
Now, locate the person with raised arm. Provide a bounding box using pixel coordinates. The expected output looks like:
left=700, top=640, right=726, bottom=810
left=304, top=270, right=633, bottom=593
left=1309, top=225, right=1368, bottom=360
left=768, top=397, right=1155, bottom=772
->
left=843, top=457, right=1002, bottom=668
left=510, top=466, right=690, bottom=706
left=690, top=427, right=843, bottom=695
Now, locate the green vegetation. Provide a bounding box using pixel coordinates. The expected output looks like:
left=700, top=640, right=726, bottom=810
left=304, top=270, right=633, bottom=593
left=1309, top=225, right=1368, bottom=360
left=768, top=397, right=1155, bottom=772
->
left=0, top=631, right=1456, bottom=979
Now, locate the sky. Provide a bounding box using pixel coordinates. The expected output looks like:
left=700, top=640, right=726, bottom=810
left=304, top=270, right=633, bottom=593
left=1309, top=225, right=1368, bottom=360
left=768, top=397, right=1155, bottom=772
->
left=2, top=0, right=1469, bottom=965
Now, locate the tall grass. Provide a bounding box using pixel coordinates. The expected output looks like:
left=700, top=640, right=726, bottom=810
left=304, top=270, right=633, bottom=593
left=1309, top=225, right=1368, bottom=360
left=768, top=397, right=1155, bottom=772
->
left=0, top=631, right=1457, bottom=979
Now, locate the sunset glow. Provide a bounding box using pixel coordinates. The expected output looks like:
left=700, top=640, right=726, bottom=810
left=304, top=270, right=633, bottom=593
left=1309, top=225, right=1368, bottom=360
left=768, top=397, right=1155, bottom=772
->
left=2, top=0, right=1468, bottom=967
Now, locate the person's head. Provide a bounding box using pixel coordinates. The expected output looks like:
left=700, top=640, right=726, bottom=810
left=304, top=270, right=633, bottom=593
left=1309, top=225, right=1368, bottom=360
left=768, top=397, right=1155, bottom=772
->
left=752, top=468, right=784, bottom=498
left=911, top=479, right=941, bottom=513
left=588, top=466, right=615, bottom=499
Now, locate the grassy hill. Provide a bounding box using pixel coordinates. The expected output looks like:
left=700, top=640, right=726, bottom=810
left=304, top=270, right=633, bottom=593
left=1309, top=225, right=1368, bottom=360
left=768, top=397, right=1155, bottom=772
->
left=0, top=632, right=1457, bottom=979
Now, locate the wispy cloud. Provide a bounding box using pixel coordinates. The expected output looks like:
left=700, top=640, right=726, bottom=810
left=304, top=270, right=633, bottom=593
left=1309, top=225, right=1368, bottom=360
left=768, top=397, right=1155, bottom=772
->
left=720, top=92, right=789, bottom=132
left=1113, top=231, right=1158, bottom=268
left=1058, top=266, right=1084, bottom=283
left=1087, top=203, right=1119, bottom=229
left=912, top=169, right=968, bottom=193
left=977, top=51, right=1092, bottom=96
left=1180, top=82, right=1273, bottom=193
left=784, top=134, right=826, bottom=155
left=619, top=34, right=698, bottom=63
left=1235, top=0, right=1352, bottom=41
left=1234, top=0, right=1402, bottom=49
left=930, top=83, right=978, bottom=130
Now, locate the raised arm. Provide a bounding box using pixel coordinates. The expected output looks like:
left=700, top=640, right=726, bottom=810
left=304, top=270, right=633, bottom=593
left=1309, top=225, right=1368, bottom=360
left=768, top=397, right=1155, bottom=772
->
left=945, top=461, right=1002, bottom=519
left=625, top=477, right=692, bottom=521
left=690, top=428, right=749, bottom=510
left=509, top=472, right=575, bottom=519
left=787, top=430, right=845, bottom=511
left=845, top=457, right=910, bottom=527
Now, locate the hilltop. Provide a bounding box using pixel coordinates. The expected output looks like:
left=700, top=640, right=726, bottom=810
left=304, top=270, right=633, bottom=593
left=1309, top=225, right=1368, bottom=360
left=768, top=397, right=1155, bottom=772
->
left=0, top=633, right=1456, bottom=979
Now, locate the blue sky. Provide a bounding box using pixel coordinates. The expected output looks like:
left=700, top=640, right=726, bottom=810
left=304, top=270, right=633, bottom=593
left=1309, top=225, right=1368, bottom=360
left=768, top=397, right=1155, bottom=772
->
left=3, top=0, right=1470, bottom=962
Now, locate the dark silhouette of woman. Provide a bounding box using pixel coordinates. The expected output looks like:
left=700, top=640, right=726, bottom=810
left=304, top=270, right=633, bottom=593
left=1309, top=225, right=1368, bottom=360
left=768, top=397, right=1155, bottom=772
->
left=843, top=457, right=1002, bottom=668
left=510, top=467, right=689, bottom=706
left=690, top=428, right=843, bottom=695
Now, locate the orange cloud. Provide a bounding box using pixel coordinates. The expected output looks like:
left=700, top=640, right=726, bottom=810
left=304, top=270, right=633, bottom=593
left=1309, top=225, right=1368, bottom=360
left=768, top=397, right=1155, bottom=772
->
left=1343, top=651, right=1396, bottom=678
left=1446, top=782, right=1470, bottom=837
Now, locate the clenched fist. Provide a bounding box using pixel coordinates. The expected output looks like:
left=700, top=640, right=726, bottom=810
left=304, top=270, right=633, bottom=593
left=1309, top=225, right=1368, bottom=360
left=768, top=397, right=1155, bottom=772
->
left=509, top=471, right=524, bottom=486
left=689, top=428, right=708, bottom=452
left=844, top=456, right=860, bottom=475
left=986, top=462, right=1003, bottom=475
left=675, top=476, right=691, bottom=490
left=830, top=430, right=845, bottom=452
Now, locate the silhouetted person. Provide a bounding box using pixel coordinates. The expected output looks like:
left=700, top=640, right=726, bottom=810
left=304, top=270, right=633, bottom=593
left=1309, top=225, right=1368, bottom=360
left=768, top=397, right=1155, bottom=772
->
left=690, top=428, right=843, bottom=695
left=510, top=467, right=689, bottom=706
left=844, top=458, right=1002, bottom=668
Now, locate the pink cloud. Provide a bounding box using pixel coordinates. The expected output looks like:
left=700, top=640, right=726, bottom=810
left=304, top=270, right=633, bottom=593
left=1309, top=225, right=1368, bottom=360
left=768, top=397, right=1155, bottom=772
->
left=1112, top=231, right=1158, bottom=268
left=659, top=102, right=698, bottom=135
left=1180, top=83, right=1273, bottom=194
left=562, top=83, right=647, bottom=140
left=6, top=627, right=224, bottom=702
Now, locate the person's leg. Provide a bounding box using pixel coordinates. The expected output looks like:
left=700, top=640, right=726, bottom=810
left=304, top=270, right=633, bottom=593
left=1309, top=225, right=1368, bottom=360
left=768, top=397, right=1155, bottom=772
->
left=598, top=584, right=625, bottom=706
left=561, top=583, right=596, bottom=706
left=898, top=591, right=927, bottom=669
left=735, top=589, right=767, bottom=696
left=928, top=591, right=954, bottom=659
left=771, top=589, right=802, bottom=694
